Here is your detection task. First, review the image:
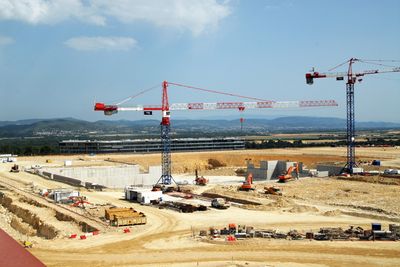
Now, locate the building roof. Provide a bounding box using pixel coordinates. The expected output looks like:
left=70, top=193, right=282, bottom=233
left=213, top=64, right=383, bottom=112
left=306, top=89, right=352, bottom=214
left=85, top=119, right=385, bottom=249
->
left=60, top=137, right=244, bottom=143
left=0, top=229, right=46, bottom=267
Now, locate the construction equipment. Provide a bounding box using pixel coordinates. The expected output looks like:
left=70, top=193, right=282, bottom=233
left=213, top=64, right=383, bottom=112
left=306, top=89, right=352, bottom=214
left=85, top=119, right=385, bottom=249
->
left=70, top=196, right=90, bottom=209
left=194, top=169, right=208, bottom=186
left=23, top=241, right=33, bottom=248
left=211, top=198, right=230, bottom=209
left=306, top=58, right=400, bottom=174
left=10, top=164, right=19, bottom=173
left=94, top=81, right=338, bottom=187
left=264, top=186, right=282, bottom=196
left=278, top=163, right=299, bottom=183
left=239, top=173, right=255, bottom=191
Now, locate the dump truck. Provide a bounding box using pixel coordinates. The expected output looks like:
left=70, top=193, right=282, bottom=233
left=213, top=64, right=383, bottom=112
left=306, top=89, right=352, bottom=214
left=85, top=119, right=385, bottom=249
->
left=211, top=198, right=230, bottom=209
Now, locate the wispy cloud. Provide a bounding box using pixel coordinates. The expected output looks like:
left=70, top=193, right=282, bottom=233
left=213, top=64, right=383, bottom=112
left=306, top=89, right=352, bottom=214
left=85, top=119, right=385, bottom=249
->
left=0, top=0, right=231, bottom=35
left=0, top=35, right=14, bottom=45
left=0, top=0, right=105, bottom=25
left=65, top=36, right=137, bottom=51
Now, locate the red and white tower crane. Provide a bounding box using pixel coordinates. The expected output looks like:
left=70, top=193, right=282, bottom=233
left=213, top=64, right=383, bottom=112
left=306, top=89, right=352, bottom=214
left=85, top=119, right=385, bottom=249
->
left=95, top=81, right=338, bottom=186
left=306, top=58, right=400, bottom=174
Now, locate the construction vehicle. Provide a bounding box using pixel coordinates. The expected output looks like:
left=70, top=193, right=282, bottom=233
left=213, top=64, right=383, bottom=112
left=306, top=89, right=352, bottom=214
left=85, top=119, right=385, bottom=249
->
left=70, top=196, right=90, bottom=209
left=94, top=81, right=338, bottom=189
left=238, top=173, right=254, bottom=191
left=278, top=163, right=299, bottom=183
left=211, top=198, right=230, bottom=209
left=23, top=241, right=33, bottom=248
left=194, top=169, right=208, bottom=186
left=10, top=164, right=19, bottom=173
left=264, top=186, right=282, bottom=196
left=228, top=223, right=237, bottom=234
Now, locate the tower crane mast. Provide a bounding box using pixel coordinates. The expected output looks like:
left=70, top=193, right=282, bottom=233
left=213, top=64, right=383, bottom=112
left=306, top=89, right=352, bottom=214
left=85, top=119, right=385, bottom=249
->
left=306, top=58, right=400, bottom=174
left=95, top=81, right=338, bottom=186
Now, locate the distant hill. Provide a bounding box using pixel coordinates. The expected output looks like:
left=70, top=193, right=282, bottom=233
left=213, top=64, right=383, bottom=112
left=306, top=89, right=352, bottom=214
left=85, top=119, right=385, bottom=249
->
left=0, top=116, right=399, bottom=137
left=0, top=119, right=44, bottom=127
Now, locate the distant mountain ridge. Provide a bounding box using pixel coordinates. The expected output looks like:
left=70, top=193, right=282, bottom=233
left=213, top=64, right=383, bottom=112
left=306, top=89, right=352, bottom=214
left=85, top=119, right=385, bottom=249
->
left=0, top=116, right=399, bottom=137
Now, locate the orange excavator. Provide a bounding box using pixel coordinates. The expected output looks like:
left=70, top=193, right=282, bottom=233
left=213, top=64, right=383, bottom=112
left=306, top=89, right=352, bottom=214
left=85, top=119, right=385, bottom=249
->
left=278, top=163, right=299, bottom=183
left=70, top=196, right=90, bottom=209
left=239, top=173, right=255, bottom=191
left=194, top=169, right=208, bottom=186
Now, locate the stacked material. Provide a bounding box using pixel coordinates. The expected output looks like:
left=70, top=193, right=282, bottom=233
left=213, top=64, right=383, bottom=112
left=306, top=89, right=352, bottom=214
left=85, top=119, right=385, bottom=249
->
left=105, top=207, right=146, bottom=227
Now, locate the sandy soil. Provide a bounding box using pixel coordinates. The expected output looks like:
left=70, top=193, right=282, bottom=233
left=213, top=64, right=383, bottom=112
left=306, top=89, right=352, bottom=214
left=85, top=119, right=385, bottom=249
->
left=14, top=146, right=400, bottom=174
left=0, top=147, right=399, bottom=266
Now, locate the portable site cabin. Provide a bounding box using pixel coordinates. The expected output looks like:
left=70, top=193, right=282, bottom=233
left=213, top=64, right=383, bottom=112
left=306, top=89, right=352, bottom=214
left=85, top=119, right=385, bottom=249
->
left=125, top=186, right=163, bottom=204
left=52, top=189, right=80, bottom=203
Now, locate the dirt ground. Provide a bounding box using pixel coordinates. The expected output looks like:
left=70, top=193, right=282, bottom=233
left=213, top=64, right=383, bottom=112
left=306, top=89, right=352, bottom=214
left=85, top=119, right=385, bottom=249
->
left=16, top=146, right=400, bottom=174
left=0, top=147, right=400, bottom=267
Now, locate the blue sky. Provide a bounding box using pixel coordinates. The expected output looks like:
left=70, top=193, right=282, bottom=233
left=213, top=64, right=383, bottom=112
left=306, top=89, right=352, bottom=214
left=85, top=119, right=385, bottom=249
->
left=0, top=0, right=399, bottom=122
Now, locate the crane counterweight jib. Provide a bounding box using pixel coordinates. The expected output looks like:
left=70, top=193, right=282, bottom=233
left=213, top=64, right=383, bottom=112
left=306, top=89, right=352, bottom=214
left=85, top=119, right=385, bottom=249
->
left=94, top=102, right=105, bottom=111
left=94, top=102, right=118, bottom=115
left=306, top=66, right=400, bottom=85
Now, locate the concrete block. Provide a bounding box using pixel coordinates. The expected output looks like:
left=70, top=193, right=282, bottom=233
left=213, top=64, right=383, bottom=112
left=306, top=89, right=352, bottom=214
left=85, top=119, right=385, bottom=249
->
left=247, top=160, right=297, bottom=181
left=317, top=165, right=343, bottom=176
left=316, top=171, right=329, bottom=177
left=260, top=161, right=268, bottom=170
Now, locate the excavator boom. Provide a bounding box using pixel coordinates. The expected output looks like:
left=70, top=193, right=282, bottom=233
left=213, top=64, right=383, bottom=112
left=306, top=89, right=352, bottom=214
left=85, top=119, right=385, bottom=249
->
left=278, top=163, right=299, bottom=183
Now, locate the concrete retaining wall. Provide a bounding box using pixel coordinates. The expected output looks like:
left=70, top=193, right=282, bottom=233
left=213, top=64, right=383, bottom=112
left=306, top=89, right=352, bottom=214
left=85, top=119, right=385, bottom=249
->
left=53, top=174, right=82, bottom=187
left=43, top=165, right=161, bottom=188
left=316, top=165, right=343, bottom=176
left=247, top=160, right=303, bottom=181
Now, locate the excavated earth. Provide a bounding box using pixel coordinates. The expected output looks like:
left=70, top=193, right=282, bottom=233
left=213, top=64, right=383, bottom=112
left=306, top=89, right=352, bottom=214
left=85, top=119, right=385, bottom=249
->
left=0, top=147, right=399, bottom=266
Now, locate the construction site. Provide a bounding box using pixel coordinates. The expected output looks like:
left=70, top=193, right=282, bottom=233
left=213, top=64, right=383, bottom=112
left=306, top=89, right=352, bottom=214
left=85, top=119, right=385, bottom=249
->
left=1, top=64, right=400, bottom=267
left=1, top=2, right=400, bottom=266
left=0, top=139, right=400, bottom=266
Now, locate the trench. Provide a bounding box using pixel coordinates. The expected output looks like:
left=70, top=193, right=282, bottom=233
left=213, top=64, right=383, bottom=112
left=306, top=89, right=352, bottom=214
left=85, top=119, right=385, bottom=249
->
left=10, top=216, right=36, bottom=236
left=55, top=210, right=98, bottom=232
left=0, top=193, right=59, bottom=239
left=18, top=196, right=47, bottom=207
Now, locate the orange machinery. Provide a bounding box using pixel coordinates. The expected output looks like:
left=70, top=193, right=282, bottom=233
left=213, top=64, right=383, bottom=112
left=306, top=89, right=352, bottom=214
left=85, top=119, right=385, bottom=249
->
left=194, top=169, right=208, bottom=186
left=239, top=173, right=254, bottom=191
left=278, top=163, right=299, bottom=183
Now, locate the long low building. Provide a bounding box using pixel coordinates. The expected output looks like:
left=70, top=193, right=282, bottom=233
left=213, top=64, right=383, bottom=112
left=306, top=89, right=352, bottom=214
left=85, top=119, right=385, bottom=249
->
left=59, top=137, right=245, bottom=154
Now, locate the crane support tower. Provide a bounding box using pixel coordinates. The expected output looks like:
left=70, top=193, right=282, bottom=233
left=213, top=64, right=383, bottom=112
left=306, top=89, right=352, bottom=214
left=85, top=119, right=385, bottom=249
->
left=95, top=81, right=339, bottom=186
left=160, top=81, right=172, bottom=185
left=305, top=58, right=400, bottom=174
